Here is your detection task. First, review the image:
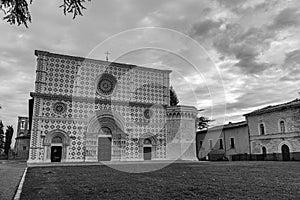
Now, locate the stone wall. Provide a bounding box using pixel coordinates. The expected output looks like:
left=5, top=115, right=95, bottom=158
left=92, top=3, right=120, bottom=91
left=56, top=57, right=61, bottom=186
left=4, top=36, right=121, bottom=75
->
left=166, top=106, right=197, bottom=161
left=247, top=108, right=300, bottom=136
left=14, top=136, right=30, bottom=159
left=247, top=106, right=300, bottom=160
left=196, top=123, right=249, bottom=161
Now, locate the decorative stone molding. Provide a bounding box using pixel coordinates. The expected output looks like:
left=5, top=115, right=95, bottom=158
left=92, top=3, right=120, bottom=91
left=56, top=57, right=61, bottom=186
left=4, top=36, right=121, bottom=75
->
left=166, top=105, right=198, bottom=119
left=87, top=111, right=126, bottom=136
left=43, top=129, right=70, bottom=146
left=35, top=50, right=172, bottom=74
left=138, top=133, right=158, bottom=146
left=30, top=92, right=168, bottom=107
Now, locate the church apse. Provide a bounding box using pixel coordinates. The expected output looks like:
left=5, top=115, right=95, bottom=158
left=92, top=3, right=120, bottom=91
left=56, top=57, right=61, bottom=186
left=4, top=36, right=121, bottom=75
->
left=28, top=50, right=197, bottom=164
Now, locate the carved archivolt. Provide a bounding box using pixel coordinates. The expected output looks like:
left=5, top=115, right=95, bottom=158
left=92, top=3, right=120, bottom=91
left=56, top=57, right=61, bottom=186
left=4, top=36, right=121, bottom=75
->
left=87, top=111, right=126, bottom=137
left=44, top=129, right=70, bottom=146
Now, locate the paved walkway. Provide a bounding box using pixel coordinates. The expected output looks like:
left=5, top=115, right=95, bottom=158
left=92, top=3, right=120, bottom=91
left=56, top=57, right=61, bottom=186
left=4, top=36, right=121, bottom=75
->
left=0, top=160, right=27, bottom=200
left=28, top=159, right=199, bottom=167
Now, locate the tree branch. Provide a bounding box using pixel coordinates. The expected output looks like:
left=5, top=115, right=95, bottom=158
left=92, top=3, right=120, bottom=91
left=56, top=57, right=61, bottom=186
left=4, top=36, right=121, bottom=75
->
left=1, top=0, right=91, bottom=27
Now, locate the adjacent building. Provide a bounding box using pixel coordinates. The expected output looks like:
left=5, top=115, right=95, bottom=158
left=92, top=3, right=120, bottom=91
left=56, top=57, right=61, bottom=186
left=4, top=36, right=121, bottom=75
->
left=196, top=121, right=249, bottom=161
left=245, top=99, right=300, bottom=161
left=28, top=50, right=197, bottom=163
left=14, top=116, right=30, bottom=159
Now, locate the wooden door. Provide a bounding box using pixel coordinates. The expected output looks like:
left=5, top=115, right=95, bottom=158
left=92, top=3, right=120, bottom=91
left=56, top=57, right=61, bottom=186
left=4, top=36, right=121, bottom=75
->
left=143, top=147, right=152, bottom=160
left=98, top=137, right=112, bottom=161
left=51, top=146, right=62, bottom=162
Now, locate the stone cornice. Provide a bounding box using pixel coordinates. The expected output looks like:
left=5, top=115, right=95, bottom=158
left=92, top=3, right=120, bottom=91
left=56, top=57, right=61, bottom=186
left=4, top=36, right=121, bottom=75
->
left=32, top=116, right=87, bottom=123
left=15, top=135, right=30, bottom=139
left=250, top=131, right=300, bottom=140
left=166, top=105, right=197, bottom=113
left=30, top=92, right=169, bottom=108
left=35, top=50, right=172, bottom=74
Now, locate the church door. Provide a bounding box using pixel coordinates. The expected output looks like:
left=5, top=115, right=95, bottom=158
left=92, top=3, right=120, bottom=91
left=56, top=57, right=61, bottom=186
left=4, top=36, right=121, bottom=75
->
left=98, top=137, right=112, bottom=161
left=51, top=146, right=62, bottom=162
left=281, top=145, right=290, bottom=161
left=143, top=147, right=152, bottom=160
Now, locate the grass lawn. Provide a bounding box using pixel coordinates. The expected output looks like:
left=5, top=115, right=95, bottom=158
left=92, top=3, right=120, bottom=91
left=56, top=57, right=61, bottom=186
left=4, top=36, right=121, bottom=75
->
left=21, top=161, right=300, bottom=200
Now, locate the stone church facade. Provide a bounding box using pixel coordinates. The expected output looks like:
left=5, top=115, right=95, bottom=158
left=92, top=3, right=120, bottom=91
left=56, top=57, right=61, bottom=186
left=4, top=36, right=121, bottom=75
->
left=245, top=99, right=300, bottom=161
left=28, top=50, right=197, bottom=163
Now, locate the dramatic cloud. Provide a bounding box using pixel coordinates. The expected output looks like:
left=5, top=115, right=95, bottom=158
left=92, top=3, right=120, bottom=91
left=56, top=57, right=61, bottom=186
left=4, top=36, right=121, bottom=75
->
left=270, top=7, right=300, bottom=30
left=280, top=49, right=300, bottom=82
left=189, top=20, right=222, bottom=38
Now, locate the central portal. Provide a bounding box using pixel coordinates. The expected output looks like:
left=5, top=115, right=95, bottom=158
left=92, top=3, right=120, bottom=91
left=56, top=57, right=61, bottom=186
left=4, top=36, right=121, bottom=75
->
left=98, top=137, right=112, bottom=161
left=87, top=114, right=125, bottom=162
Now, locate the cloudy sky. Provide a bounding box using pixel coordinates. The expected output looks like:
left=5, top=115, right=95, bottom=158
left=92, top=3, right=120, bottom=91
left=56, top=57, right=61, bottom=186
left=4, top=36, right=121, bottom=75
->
left=1, top=0, right=300, bottom=137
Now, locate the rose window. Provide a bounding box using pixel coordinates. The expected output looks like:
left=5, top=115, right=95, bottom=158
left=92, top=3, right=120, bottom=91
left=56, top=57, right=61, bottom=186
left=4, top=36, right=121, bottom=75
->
left=97, top=73, right=117, bottom=96
left=53, top=102, right=67, bottom=115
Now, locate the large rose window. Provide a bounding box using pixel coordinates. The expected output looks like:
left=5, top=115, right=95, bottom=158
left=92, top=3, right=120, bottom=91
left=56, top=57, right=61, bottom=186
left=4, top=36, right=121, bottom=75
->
left=96, top=73, right=117, bottom=96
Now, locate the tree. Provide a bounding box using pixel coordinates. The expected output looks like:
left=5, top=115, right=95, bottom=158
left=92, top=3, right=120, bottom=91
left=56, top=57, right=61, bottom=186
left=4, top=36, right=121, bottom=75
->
left=197, top=116, right=213, bottom=130
left=0, top=121, right=5, bottom=155
left=0, top=0, right=91, bottom=27
left=4, top=125, right=13, bottom=158
left=170, top=86, right=179, bottom=106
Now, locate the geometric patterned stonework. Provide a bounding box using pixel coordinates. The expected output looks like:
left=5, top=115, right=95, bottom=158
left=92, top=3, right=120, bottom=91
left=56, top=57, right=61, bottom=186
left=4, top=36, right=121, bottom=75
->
left=28, top=50, right=197, bottom=163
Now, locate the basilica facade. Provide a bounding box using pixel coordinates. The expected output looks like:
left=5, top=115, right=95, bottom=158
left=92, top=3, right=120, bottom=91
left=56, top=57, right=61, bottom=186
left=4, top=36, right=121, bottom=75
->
left=28, top=50, right=197, bottom=163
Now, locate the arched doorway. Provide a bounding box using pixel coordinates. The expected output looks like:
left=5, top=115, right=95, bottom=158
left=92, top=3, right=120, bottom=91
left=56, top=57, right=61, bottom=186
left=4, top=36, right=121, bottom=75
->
left=44, top=130, right=70, bottom=162
left=262, top=147, right=267, bottom=161
left=51, top=136, right=63, bottom=162
left=281, top=144, right=290, bottom=161
left=143, top=138, right=152, bottom=160
left=86, top=112, right=127, bottom=162
left=98, top=127, right=112, bottom=161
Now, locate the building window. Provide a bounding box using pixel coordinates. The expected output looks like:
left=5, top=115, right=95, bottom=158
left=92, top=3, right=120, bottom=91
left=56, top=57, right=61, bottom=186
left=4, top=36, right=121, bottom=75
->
left=279, top=121, right=285, bottom=133
left=219, top=139, right=223, bottom=149
left=23, top=146, right=27, bottom=150
left=20, top=120, right=25, bottom=129
left=230, top=138, right=235, bottom=149
left=259, top=124, right=265, bottom=135
left=209, top=139, right=213, bottom=149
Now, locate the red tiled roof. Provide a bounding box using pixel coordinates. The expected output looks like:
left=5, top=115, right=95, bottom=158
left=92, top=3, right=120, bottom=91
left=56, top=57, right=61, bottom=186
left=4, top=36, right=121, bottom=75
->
left=244, top=99, right=300, bottom=117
